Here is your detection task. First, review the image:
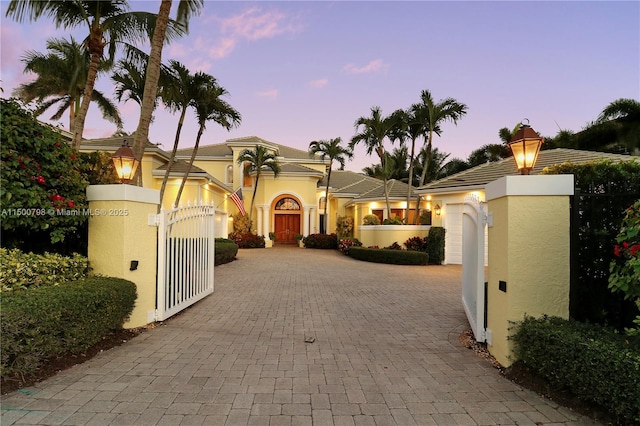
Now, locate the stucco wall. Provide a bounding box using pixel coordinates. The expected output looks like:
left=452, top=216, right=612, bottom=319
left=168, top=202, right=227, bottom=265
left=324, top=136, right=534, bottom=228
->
left=359, top=225, right=431, bottom=248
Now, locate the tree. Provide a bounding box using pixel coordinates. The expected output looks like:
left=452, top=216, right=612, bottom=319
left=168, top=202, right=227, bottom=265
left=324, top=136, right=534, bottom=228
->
left=236, top=145, right=281, bottom=225
left=5, top=0, right=182, bottom=148
left=350, top=106, right=396, bottom=218
left=412, top=90, right=467, bottom=220
left=596, top=98, right=640, bottom=154
left=175, top=79, right=241, bottom=206
left=13, top=36, right=121, bottom=133
left=156, top=60, right=211, bottom=208
left=308, top=138, right=353, bottom=234
left=0, top=98, right=88, bottom=252
left=132, top=0, right=203, bottom=184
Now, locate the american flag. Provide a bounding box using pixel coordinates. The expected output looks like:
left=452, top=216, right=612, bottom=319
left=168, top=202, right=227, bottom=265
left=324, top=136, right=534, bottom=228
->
left=230, top=188, right=246, bottom=216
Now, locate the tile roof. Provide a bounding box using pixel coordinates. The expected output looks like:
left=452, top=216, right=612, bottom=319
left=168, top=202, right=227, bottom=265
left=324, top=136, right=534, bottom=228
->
left=353, top=179, right=416, bottom=200
left=419, top=148, right=638, bottom=193
left=176, top=136, right=315, bottom=161
left=319, top=170, right=416, bottom=200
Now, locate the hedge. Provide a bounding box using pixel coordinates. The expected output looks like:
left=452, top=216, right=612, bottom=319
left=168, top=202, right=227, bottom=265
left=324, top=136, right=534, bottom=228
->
left=0, top=248, right=90, bottom=291
left=1, top=276, right=137, bottom=378
left=303, top=233, right=338, bottom=249
left=215, top=240, right=239, bottom=265
left=349, top=246, right=428, bottom=265
left=229, top=232, right=265, bottom=248
left=511, top=315, right=640, bottom=423
left=427, top=227, right=445, bottom=264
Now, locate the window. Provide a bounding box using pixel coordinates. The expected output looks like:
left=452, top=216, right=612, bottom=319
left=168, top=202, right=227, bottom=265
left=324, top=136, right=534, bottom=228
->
left=275, top=198, right=300, bottom=210
left=243, top=163, right=252, bottom=187
left=372, top=210, right=383, bottom=223
left=318, top=196, right=326, bottom=210
left=226, top=165, right=233, bottom=184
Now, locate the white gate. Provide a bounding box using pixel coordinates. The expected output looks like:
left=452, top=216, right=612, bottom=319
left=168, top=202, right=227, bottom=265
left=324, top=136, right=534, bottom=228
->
left=461, top=195, right=487, bottom=342
left=156, top=203, right=215, bottom=321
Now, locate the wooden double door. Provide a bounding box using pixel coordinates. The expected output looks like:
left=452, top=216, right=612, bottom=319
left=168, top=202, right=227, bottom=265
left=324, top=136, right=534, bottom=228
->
left=274, top=214, right=300, bottom=244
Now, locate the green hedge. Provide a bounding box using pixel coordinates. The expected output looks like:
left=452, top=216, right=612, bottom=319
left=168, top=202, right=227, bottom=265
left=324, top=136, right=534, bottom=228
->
left=427, top=227, right=445, bottom=265
left=349, top=246, right=428, bottom=265
left=0, top=248, right=90, bottom=291
left=215, top=240, right=239, bottom=265
left=1, top=276, right=136, bottom=378
left=303, top=233, right=338, bottom=249
left=512, top=316, right=640, bottom=423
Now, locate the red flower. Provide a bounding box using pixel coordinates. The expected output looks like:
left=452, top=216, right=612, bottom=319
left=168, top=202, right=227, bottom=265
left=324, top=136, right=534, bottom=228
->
left=55, top=142, right=61, bottom=147
left=623, top=241, right=629, bottom=249
left=631, top=244, right=640, bottom=257
left=36, top=175, right=45, bottom=185
left=70, top=154, right=76, bottom=160
left=50, top=194, right=64, bottom=202
left=614, top=245, right=621, bottom=257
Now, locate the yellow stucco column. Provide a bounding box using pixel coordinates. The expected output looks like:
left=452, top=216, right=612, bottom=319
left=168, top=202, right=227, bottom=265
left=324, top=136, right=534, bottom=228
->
left=485, top=175, right=574, bottom=367
left=87, top=184, right=160, bottom=329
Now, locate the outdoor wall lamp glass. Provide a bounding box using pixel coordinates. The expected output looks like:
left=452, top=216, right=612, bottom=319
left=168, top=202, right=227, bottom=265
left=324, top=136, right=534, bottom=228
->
left=111, top=140, right=139, bottom=183
left=508, top=119, right=544, bottom=175
left=434, top=204, right=442, bottom=216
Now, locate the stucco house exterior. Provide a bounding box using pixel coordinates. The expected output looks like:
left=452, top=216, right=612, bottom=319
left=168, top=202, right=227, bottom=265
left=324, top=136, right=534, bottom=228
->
left=79, top=135, right=424, bottom=243
left=417, top=148, right=639, bottom=265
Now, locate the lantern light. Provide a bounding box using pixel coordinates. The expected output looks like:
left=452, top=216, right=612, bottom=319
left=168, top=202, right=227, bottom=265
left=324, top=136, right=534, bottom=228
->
left=111, top=140, right=139, bottom=183
left=508, top=119, right=544, bottom=175
left=434, top=204, right=442, bottom=217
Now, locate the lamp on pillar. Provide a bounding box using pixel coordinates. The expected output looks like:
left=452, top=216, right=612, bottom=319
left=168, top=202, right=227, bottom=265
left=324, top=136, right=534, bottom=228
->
left=508, top=119, right=544, bottom=175
left=111, top=140, right=139, bottom=184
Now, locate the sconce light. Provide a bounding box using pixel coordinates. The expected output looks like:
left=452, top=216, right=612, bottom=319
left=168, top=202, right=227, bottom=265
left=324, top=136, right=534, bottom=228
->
left=111, top=140, right=139, bottom=183
left=508, top=119, right=544, bottom=175
left=434, top=204, right=442, bottom=216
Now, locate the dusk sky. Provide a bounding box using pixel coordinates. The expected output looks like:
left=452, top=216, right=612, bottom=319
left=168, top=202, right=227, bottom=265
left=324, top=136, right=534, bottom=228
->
left=1, top=1, right=638, bottom=172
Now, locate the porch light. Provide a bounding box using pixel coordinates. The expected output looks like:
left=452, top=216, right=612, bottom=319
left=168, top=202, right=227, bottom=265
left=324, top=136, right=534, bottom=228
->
left=508, top=119, right=544, bottom=175
left=111, top=140, right=139, bottom=183
left=434, top=204, right=442, bottom=216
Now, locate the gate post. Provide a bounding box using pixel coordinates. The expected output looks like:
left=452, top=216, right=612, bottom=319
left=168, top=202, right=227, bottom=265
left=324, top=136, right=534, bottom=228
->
left=485, top=175, right=574, bottom=367
left=87, top=185, right=160, bottom=328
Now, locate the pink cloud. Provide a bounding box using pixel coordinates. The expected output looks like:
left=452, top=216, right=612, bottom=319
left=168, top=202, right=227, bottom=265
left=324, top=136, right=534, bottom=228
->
left=256, top=89, right=278, bottom=100
left=209, top=37, right=237, bottom=60
left=343, top=59, right=389, bottom=75
left=309, top=78, right=328, bottom=88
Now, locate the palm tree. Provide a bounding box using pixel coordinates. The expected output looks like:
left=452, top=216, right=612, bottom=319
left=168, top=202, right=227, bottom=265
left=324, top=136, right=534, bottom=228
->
left=236, top=145, right=281, bottom=225
left=175, top=79, right=241, bottom=206
left=112, top=59, right=149, bottom=108
left=350, top=106, right=396, bottom=218
left=6, top=0, right=183, bottom=148
left=596, top=98, right=640, bottom=154
left=13, top=36, right=121, bottom=133
left=308, top=138, right=353, bottom=234
left=132, top=0, right=203, bottom=180
left=412, top=90, right=467, bottom=220
left=156, top=61, right=211, bottom=208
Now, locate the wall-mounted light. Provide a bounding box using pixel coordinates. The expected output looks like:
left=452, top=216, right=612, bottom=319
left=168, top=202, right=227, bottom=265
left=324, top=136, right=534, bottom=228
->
left=435, top=204, right=442, bottom=216
left=111, top=140, right=139, bottom=183
left=508, top=119, right=544, bottom=175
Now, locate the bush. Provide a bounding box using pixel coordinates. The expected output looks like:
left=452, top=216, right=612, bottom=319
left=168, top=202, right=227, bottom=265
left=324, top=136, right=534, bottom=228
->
left=232, top=213, right=252, bottom=234
left=384, top=242, right=402, bottom=250
left=229, top=232, right=265, bottom=248
left=427, top=227, right=446, bottom=264
left=338, top=238, right=362, bottom=255
left=1, top=276, right=137, bottom=378
left=336, top=216, right=354, bottom=238
left=609, top=199, right=640, bottom=334
left=303, top=233, right=338, bottom=249
left=404, top=236, right=429, bottom=252
left=512, top=316, right=640, bottom=424
left=419, top=210, right=432, bottom=225
left=0, top=248, right=90, bottom=292
left=363, top=214, right=380, bottom=225
left=383, top=216, right=404, bottom=225
left=349, top=246, right=428, bottom=265
left=215, top=240, right=238, bottom=265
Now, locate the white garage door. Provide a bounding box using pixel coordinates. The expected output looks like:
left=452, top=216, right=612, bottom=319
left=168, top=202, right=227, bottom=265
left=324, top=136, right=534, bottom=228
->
left=444, top=204, right=462, bottom=264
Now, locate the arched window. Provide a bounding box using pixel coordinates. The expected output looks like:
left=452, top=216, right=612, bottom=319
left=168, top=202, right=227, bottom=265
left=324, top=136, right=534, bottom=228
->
left=318, top=196, right=326, bottom=210
left=275, top=198, right=300, bottom=210
left=226, top=165, right=233, bottom=184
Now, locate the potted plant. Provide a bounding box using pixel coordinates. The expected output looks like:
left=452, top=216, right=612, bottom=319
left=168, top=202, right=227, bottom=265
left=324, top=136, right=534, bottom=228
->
left=268, top=232, right=276, bottom=241
left=294, top=233, right=304, bottom=247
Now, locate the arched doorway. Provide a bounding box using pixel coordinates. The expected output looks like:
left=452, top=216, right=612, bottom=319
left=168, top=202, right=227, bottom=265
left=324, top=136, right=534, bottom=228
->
left=272, top=196, right=302, bottom=244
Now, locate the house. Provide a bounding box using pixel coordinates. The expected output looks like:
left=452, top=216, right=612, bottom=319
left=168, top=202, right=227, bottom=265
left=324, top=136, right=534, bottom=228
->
left=417, top=148, right=639, bottom=264
left=79, top=135, right=425, bottom=243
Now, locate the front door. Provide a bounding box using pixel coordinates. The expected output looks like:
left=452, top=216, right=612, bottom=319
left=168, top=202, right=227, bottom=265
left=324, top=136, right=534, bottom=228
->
left=274, top=214, right=300, bottom=244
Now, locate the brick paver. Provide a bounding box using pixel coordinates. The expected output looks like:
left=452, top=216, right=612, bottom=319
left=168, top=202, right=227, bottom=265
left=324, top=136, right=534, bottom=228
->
left=1, top=247, right=600, bottom=425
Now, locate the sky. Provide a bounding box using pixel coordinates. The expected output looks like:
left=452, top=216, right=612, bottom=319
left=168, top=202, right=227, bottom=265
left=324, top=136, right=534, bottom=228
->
left=1, top=1, right=638, bottom=172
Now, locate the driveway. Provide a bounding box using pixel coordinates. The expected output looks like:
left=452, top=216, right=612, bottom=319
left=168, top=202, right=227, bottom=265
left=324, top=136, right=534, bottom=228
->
left=1, top=247, right=598, bottom=425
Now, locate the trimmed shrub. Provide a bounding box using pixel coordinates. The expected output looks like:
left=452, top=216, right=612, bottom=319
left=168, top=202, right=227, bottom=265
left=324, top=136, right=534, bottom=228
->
left=303, top=233, right=338, bottom=249
left=419, top=210, right=432, bottom=225
left=363, top=214, right=380, bottom=225
left=229, top=232, right=265, bottom=248
left=338, top=238, right=362, bottom=255
left=404, top=236, right=429, bottom=252
left=384, top=242, right=402, bottom=250
left=512, top=316, right=640, bottom=423
left=427, top=227, right=446, bottom=264
left=349, top=246, right=428, bottom=265
left=336, top=216, right=354, bottom=238
left=383, top=217, right=404, bottom=225
left=215, top=240, right=239, bottom=265
left=1, top=276, right=137, bottom=378
left=0, top=248, right=90, bottom=292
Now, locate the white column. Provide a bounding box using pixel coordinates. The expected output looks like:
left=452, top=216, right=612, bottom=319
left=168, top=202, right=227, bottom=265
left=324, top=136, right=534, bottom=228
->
left=303, top=207, right=310, bottom=235
left=309, top=207, right=316, bottom=235
left=262, top=205, right=270, bottom=237
left=256, top=206, right=263, bottom=235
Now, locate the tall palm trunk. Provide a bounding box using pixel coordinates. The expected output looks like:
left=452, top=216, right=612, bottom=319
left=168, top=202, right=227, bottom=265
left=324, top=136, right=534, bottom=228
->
left=71, top=50, right=100, bottom=149
left=133, top=0, right=172, bottom=185
left=413, top=131, right=433, bottom=222
left=323, top=165, right=332, bottom=233
left=405, top=136, right=416, bottom=222
left=249, top=170, right=261, bottom=224
left=159, top=106, right=188, bottom=211
left=175, top=123, right=203, bottom=207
